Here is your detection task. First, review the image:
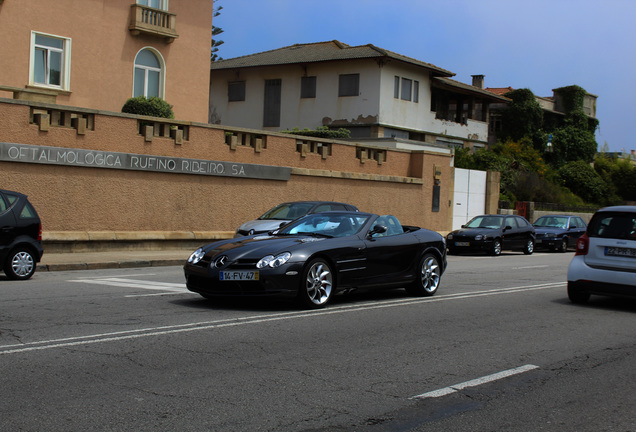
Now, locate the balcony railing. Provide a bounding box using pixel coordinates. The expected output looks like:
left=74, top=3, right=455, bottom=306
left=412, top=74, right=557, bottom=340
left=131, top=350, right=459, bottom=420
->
left=129, top=4, right=178, bottom=43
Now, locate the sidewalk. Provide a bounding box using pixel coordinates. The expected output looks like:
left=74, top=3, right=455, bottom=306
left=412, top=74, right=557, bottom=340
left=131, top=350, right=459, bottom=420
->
left=38, top=249, right=193, bottom=272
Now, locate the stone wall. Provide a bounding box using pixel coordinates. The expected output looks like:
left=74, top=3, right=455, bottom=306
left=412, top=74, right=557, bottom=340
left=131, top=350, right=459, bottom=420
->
left=0, top=98, right=455, bottom=251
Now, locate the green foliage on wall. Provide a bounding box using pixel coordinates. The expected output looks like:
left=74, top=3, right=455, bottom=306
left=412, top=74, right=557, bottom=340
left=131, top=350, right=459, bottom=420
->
left=122, top=96, right=174, bottom=119
left=282, top=126, right=351, bottom=139
left=499, top=89, right=544, bottom=144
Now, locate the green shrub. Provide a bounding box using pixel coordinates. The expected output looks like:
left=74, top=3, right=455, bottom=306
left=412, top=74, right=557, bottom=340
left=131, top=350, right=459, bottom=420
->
left=122, top=96, right=174, bottom=119
left=282, top=126, right=351, bottom=139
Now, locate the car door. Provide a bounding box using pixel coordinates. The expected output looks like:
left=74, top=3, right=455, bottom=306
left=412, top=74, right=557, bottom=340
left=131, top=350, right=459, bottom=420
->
left=357, top=217, right=420, bottom=288
left=502, top=216, right=522, bottom=250
left=570, top=217, right=587, bottom=240
left=0, top=192, right=17, bottom=258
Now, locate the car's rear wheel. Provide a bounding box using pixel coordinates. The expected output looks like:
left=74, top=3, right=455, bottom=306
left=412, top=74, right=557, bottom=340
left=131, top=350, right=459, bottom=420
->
left=299, top=258, right=333, bottom=309
left=4, top=247, right=37, bottom=280
left=558, top=238, right=568, bottom=253
left=491, top=239, right=502, bottom=256
left=406, top=253, right=441, bottom=297
left=523, top=238, right=534, bottom=255
left=567, top=283, right=590, bottom=304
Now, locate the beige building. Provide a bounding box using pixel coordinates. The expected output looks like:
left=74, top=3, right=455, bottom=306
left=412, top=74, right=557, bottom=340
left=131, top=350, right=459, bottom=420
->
left=0, top=0, right=212, bottom=123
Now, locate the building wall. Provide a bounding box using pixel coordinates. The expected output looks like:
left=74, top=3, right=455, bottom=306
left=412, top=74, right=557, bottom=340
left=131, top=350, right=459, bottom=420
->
left=0, top=99, right=454, bottom=245
left=0, top=0, right=211, bottom=123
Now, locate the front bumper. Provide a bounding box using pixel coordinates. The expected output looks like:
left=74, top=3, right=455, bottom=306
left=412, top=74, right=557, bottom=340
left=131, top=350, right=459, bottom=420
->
left=184, top=261, right=303, bottom=298
left=447, top=239, right=493, bottom=253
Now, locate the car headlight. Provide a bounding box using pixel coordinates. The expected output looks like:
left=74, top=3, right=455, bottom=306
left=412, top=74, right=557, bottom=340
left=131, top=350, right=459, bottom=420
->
left=188, top=248, right=205, bottom=264
left=257, top=252, right=291, bottom=269
left=475, top=235, right=483, bottom=241
left=447, top=234, right=453, bottom=240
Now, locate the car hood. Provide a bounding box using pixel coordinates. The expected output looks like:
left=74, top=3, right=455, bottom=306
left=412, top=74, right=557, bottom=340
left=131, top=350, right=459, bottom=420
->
left=236, top=219, right=290, bottom=234
left=202, top=235, right=326, bottom=261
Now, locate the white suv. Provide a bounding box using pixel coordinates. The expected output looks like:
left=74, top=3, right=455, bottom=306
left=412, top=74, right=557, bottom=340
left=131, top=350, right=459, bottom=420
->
left=567, top=206, right=636, bottom=303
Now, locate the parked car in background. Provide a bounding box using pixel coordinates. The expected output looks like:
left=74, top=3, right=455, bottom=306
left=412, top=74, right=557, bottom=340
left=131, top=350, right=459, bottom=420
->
left=447, top=214, right=535, bottom=256
left=567, top=206, right=636, bottom=304
left=186, top=211, right=446, bottom=309
left=533, top=215, right=587, bottom=252
left=234, top=201, right=359, bottom=237
left=0, top=189, right=44, bottom=280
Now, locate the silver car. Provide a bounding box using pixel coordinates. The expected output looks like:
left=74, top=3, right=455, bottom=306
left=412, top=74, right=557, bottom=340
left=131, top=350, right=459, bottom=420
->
left=234, top=201, right=359, bottom=237
left=567, top=206, right=636, bottom=303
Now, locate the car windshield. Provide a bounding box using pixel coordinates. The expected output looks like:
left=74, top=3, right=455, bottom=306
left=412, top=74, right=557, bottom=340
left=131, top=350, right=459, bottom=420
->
left=588, top=212, right=636, bottom=240
left=279, top=214, right=371, bottom=238
left=465, top=216, right=503, bottom=229
left=259, top=202, right=314, bottom=220
left=534, top=216, right=568, bottom=229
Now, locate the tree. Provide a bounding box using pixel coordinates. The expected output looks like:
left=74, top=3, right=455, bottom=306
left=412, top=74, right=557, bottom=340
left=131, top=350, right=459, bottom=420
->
left=211, top=1, right=224, bottom=62
left=558, top=161, right=606, bottom=204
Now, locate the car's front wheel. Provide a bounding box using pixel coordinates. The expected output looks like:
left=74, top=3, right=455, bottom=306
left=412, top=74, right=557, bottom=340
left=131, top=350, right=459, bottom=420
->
left=406, top=253, right=441, bottom=297
left=558, top=238, right=568, bottom=253
left=523, top=238, right=534, bottom=255
left=299, top=258, right=334, bottom=309
left=4, top=247, right=37, bottom=280
left=491, top=239, right=502, bottom=256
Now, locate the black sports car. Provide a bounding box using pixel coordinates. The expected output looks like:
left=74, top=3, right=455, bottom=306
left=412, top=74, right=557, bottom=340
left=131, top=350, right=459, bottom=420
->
left=184, top=211, right=447, bottom=308
left=446, top=214, right=535, bottom=256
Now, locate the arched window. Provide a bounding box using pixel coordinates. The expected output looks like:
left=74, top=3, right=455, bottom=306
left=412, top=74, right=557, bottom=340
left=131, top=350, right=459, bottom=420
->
left=133, top=49, right=163, bottom=98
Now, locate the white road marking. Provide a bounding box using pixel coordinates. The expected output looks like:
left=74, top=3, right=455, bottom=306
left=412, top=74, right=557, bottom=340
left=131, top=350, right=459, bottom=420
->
left=409, top=364, right=540, bottom=399
left=0, top=283, right=564, bottom=356
left=70, top=277, right=185, bottom=293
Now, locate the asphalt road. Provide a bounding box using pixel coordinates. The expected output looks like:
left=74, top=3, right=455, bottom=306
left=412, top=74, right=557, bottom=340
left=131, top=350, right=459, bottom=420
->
left=1, top=251, right=634, bottom=431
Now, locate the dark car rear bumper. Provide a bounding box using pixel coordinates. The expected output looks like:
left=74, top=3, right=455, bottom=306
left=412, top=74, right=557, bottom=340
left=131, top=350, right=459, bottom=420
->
left=567, top=280, right=636, bottom=299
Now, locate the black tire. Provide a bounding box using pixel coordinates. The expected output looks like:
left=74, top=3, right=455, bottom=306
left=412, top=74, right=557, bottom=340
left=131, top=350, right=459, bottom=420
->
left=298, top=258, right=334, bottom=309
left=558, top=238, right=568, bottom=253
left=406, top=253, right=441, bottom=297
left=567, top=283, right=590, bottom=304
left=491, top=239, right=502, bottom=256
left=523, top=238, right=534, bottom=255
left=4, top=247, right=37, bottom=280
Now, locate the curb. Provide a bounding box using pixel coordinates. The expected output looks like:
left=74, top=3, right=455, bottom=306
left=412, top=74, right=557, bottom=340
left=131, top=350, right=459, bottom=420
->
left=39, top=258, right=185, bottom=272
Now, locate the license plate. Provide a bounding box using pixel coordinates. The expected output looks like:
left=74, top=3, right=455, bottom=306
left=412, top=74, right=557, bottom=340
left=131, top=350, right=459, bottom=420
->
left=605, top=247, right=636, bottom=258
left=455, top=242, right=470, bottom=247
left=220, top=271, right=260, bottom=281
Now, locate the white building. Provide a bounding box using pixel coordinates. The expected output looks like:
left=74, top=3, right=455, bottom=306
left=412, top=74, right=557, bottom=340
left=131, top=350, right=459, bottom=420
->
left=209, top=40, right=509, bottom=152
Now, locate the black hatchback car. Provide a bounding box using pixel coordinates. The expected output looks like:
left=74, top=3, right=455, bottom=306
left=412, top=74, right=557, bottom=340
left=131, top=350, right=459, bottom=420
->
left=447, top=214, right=535, bottom=256
left=0, top=189, right=44, bottom=280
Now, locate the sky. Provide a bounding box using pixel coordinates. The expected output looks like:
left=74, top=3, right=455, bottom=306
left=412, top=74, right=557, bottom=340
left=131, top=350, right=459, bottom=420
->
left=214, top=0, right=636, bottom=153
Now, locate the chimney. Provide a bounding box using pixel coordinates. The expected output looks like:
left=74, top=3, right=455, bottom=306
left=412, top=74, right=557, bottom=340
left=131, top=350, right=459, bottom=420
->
left=472, top=74, right=485, bottom=89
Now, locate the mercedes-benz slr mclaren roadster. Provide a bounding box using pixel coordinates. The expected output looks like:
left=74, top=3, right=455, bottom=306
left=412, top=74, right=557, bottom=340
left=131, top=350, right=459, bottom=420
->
left=184, top=211, right=447, bottom=309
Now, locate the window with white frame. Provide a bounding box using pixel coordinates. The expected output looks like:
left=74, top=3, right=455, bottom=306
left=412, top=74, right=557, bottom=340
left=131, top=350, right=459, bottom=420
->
left=394, top=75, right=419, bottom=103
left=137, top=0, right=169, bottom=10
left=133, top=49, right=164, bottom=98
left=31, top=32, right=71, bottom=90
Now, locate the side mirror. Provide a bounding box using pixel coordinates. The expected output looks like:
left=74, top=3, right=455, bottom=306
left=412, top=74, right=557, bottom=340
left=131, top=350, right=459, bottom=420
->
left=504, top=225, right=513, bottom=231
left=368, top=225, right=387, bottom=238
left=569, top=225, right=576, bottom=230
left=279, top=222, right=287, bottom=228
